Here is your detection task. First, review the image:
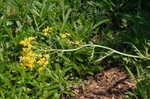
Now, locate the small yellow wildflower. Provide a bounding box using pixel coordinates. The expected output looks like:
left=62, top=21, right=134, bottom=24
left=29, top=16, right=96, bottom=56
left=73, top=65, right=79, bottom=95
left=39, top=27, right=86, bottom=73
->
left=42, top=27, right=52, bottom=36
left=19, top=37, right=36, bottom=68
left=74, top=40, right=82, bottom=45
left=43, top=54, right=49, bottom=58
left=20, top=40, right=31, bottom=47
left=65, top=32, right=70, bottom=36
left=38, top=67, right=45, bottom=73
left=43, top=49, right=48, bottom=52
left=59, top=32, right=71, bottom=39
left=60, top=33, right=67, bottom=39
left=19, top=56, right=35, bottom=68
left=22, top=47, right=31, bottom=51
left=37, top=54, right=42, bottom=57
left=42, top=27, right=52, bottom=33
left=37, top=58, right=48, bottom=66
left=21, top=51, right=33, bottom=57
left=28, top=37, right=36, bottom=41
left=43, top=32, right=48, bottom=36
left=20, top=37, right=35, bottom=47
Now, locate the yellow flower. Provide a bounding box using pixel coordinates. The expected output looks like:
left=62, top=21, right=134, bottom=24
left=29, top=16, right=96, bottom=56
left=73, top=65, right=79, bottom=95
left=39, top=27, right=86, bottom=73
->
left=19, top=37, right=36, bottom=68
left=43, top=32, right=48, bottom=36
left=19, top=37, right=35, bottom=47
left=22, top=48, right=31, bottom=53
left=74, top=40, right=82, bottom=45
left=20, top=40, right=31, bottom=47
left=38, top=67, right=45, bottom=73
left=43, top=49, right=48, bottom=52
left=43, top=54, right=49, bottom=58
left=19, top=56, right=35, bottom=68
left=42, top=27, right=52, bottom=33
left=59, top=32, right=71, bottom=39
left=28, top=37, right=36, bottom=41
left=60, top=33, right=67, bottom=39
left=24, top=63, right=33, bottom=68
left=37, top=54, right=42, bottom=57
left=42, top=27, right=52, bottom=36
left=65, top=32, right=70, bottom=36
left=37, top=58, right=48, bottom=66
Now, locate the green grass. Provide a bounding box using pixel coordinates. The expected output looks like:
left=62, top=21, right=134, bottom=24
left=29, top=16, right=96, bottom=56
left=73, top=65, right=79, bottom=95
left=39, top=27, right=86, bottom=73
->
left=0, top=0, right=150, bottom=98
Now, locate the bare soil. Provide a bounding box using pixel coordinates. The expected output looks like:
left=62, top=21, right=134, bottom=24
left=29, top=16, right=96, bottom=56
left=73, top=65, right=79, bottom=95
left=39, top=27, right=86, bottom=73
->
left=71, top=67, right=136, bottom=99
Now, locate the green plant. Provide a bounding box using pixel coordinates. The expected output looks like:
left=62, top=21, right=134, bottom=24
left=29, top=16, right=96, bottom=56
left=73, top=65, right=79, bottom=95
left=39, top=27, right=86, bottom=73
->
left=0, top=0, right=150, bottom=98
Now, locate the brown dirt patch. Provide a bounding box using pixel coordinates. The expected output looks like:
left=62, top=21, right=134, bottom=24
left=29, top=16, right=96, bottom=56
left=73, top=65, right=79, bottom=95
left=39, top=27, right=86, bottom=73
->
left=71, top=67, right=136, bottom=99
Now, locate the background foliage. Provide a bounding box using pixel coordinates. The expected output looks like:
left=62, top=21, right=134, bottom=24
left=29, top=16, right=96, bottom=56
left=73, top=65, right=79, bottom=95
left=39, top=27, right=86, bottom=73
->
left=0, top=0, right=150, bottom=98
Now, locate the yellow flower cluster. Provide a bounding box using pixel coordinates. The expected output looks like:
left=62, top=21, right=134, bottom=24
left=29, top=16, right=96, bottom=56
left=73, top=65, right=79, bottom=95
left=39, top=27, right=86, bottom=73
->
left=19, top=37, right=36, bottom=68
left=37, top=54, right=49, bottom=66
left=36, top=54, right=49, bottom=73
left=37, top=52, right=49, bottom=72
left=74, top=40, right=82, bottom=45
left=42, top=27, right=52, bottom=36
left=38, top=67, right=45, bottom=73
left=20, top=37, right=35, bottom=47
left=19, top=54, right=35, bottom=68
left=37, top=58, right=49, bottom=66
left=19, top=37, right=49, bottom=69
left=59, top=32, right=82, bottom=45
left=59, top=32, right=70, bottom=39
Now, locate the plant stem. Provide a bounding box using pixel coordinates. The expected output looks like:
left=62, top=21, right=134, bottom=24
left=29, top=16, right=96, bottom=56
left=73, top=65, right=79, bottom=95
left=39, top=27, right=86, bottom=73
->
left=44, top=44, right=150, bottom=60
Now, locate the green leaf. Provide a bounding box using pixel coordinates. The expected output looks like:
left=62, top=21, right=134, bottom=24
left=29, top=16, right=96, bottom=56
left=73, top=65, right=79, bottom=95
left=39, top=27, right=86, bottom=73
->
left=93, top=18, right=110, bottom=29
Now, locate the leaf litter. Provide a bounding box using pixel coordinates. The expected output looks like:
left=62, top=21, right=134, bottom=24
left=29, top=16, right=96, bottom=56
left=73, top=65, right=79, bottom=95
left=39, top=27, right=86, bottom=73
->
left=70, top=67, right=136, bottom=99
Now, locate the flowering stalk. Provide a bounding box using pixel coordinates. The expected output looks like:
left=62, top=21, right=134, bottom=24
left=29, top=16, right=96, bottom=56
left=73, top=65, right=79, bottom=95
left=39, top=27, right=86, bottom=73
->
left=42, top=44, right=150, bottom=60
